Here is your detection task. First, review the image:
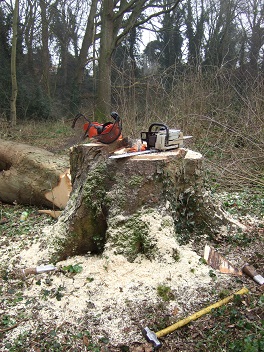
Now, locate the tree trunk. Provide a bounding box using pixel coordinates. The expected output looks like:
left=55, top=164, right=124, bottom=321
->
left=0, top=140, right=71, bottom=208
left=47, top=143, right=245, bottom=263
left=10, top=0, right=19, bottom=127
left=75, top=0, right=98, bottom=87
left=96, top=0, right=115, bottom=118
left=71, top=0, right=98, bottom=110
left=39, top=0, right=51, bottom=97
left=24, top=0, right=36, bottom=72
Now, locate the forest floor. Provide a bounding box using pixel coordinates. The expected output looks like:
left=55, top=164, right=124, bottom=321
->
left=0, top=120, right=263, bottom=352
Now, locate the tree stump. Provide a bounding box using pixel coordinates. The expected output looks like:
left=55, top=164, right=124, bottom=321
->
left=48, top=142, right=244, bottom=263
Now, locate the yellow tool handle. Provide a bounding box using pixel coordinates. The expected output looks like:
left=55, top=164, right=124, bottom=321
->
left=156, top=287, right=249, bottom=338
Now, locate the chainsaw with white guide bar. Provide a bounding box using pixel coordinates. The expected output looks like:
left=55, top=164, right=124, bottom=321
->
left=109, top=123, right=192, bottom=159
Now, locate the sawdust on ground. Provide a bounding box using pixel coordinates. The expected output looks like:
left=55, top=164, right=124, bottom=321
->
left=0, top=213, right=234, bottom=349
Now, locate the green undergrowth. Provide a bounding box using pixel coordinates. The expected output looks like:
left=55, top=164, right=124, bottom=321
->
left=157, top=291, right=264, bottom=352
left=157, top=284, right=175, bottom=302
left=2, top=326, right=104, bottom=352
left=0, top=203, right=55, bottom=239
left=215, top=189, right=264, bottom=219
left=194, top=294, right=264, bottom=352
left=61, top=263, right=83, bottom=274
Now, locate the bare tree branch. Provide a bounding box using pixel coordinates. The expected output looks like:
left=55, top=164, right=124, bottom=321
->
left=116, top=0, right=182, bottom=46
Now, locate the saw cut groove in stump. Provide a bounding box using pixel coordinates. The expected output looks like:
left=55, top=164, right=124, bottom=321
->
left=46, top=142, right=243, bottom=263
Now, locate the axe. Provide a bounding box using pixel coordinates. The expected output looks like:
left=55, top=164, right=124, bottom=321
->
left=142, top=287, right=249, bottom=350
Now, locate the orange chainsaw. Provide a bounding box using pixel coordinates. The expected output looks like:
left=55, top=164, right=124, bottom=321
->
left=72, top=111, right=122, bottom=144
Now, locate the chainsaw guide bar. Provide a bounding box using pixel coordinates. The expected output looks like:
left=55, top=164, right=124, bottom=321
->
left=109, top=150, right=156, bottom=159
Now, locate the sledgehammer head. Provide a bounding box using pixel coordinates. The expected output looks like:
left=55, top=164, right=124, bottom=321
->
left=142, top=327, right=162, bottom=350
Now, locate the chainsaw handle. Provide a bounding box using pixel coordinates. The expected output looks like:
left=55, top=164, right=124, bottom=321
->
left=72, top=113, right=91, bottom=128
left=148, top=123, right=169, bottom=133
left=148, top=123, right=169, bottom=142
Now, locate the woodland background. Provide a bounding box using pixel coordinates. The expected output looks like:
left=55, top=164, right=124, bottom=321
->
left=0, top=1, right=263, bottom=351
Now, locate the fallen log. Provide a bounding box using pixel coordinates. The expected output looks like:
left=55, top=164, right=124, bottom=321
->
left=0, top=139, right=71, bottom=208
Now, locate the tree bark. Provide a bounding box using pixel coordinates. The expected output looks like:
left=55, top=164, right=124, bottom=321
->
left=96, top=0, right=115, bottom=118
left=24, top=0, right=36, bottom=72
left=47, top=143, right=244, bottom=263
left=0, top=139, right=71, bottom=208
left=39, top=0, right=51, bottom=97
left=75, top=0, right=98, bottom=87
left=10, top=0, right=19, bottom=127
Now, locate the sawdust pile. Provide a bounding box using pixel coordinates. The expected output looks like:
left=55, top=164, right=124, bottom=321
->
left=0, top=213, right=231, bottom=348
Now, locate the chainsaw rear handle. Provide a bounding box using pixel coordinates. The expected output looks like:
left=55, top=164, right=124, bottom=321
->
left=71, top=113, right=91, bottom=128
left=148, top=123, right=169, bottom=142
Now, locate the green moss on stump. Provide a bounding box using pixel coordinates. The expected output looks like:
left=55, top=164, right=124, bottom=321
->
left=83, top=162, right=108, bottom=215
left=107, top=211, right=157, bottom=262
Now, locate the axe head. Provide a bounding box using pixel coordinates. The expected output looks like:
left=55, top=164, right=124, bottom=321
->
left=142, top=327, right=162, bottom=350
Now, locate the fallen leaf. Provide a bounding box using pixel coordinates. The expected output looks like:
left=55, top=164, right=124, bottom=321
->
left=172, top=306, right=180, bottom=316
left=83, top=335, right=90, bottom=346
